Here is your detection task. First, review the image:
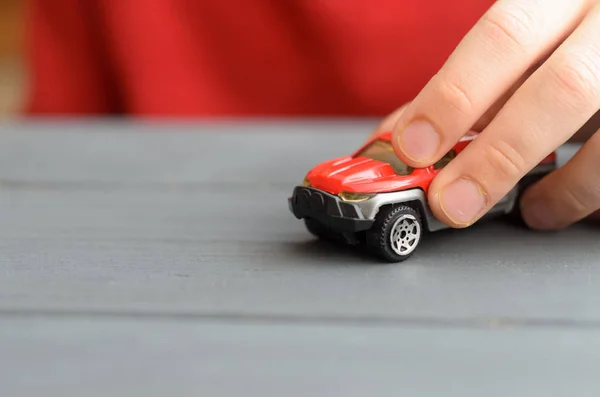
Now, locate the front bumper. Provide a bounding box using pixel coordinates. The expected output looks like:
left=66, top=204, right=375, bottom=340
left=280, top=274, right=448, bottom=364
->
left=288, top=186, right=374, bottom=232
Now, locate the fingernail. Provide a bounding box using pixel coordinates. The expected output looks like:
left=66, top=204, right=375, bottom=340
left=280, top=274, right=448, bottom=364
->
left=521, top=199, right=556, bottom=230
left=439, top=177, right=488, bottom=226
left=398, top=119, right=441, bottom=161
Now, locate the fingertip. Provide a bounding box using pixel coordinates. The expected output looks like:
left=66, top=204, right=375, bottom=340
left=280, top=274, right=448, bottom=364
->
left=519, top=197, right=558, bottom=231
left=426, top=176, right=475, bottom=229
left=391, top=116, right=443, bottom=167
left=518, top=179, right=564, bottom=231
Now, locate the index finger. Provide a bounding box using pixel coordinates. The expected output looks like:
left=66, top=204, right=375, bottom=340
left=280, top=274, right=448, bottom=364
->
left=390, top=0, right=591, bottom=166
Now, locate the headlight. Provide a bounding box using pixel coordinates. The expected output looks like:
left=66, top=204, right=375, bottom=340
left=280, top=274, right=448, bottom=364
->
left=338, top=191, right=375, bottom=202
left=301, top=178, right=311, bottom=187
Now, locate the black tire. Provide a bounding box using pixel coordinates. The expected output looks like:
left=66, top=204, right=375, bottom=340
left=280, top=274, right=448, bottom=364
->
left=366, top=205, right=423, bottom=262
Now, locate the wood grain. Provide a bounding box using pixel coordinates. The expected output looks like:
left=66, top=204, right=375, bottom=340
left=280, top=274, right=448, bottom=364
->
left=0, top=121, right=598, bottom=396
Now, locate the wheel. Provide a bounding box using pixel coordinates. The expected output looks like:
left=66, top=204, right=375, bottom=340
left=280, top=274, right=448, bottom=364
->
left=366, top=205, right=422, bottom=262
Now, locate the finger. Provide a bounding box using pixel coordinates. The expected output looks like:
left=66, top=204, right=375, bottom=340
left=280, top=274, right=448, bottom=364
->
left=472, top=59, right=545, bottom=132
left=520, top=129, right=600, bottom=230
left=428, top=5, right=600, bottom=227
left=373, top=63, right=539, bottom=141
left=373, top=62, right=544, bottom=141
left=390, top=0, right=591, bottom=166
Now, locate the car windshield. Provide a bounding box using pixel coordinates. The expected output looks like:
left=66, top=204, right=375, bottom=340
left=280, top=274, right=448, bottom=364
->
left=355, top=139, right=413, bottom=176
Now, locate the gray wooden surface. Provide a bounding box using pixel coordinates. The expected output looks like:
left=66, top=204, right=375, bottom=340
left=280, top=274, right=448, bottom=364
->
left=0, top=120, right=599, bottom=396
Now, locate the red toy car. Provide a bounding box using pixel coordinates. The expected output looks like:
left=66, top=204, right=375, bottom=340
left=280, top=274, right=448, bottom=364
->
left=289, top=131, right=557, bottom=262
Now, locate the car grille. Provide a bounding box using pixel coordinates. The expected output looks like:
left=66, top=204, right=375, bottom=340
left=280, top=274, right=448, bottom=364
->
left=291, top=186, right=362, bottom=219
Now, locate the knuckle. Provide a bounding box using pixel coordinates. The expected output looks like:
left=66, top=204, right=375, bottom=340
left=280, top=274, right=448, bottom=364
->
left=480, top=4, right=535, bottom=51
left=481, top=139, right=528, bottom=180
left=547, top=51, right=600, bottom=112
left=434, top=75, right=475, bottom=117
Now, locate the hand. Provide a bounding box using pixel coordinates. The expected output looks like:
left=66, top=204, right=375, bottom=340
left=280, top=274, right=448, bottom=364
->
left=379, top=0, right=600, bottom=230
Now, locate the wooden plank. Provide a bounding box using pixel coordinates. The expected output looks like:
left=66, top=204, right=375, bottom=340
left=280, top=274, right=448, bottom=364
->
left=1, top=316, right=600, bottom=397
left=0, top=122, right=597, bottom=324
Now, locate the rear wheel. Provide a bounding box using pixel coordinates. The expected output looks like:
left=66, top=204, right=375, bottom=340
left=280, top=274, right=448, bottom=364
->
left=366, top=205, right=422, bottom=262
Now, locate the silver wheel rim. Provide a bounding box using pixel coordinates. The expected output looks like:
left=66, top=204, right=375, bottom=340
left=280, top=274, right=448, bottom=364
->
left=389, top=214, right=421, bottom=256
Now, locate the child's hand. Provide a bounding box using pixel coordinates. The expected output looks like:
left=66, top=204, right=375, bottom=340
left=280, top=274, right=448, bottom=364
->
left=384, top=0, right=600, bottom=230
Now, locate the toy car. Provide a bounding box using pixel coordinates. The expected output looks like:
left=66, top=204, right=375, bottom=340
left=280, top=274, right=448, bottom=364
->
left=288, top=131, right=557, bottom=262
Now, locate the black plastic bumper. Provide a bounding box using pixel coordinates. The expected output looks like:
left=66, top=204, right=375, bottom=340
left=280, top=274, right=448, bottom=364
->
left=288, top=186, right=374, bottom=232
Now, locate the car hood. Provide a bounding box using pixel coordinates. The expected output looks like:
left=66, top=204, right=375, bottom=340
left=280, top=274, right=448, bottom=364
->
left=305, top=156, right=416, bottom=194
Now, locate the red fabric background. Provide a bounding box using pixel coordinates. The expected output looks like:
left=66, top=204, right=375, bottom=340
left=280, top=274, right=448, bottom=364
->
left=24, top=0, right=494, bottom=117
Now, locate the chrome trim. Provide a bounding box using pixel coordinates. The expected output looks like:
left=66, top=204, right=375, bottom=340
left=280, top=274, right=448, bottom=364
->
left=356, top=183, right=521, bottom=232
left=355, top=189, right=447, bottom=232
